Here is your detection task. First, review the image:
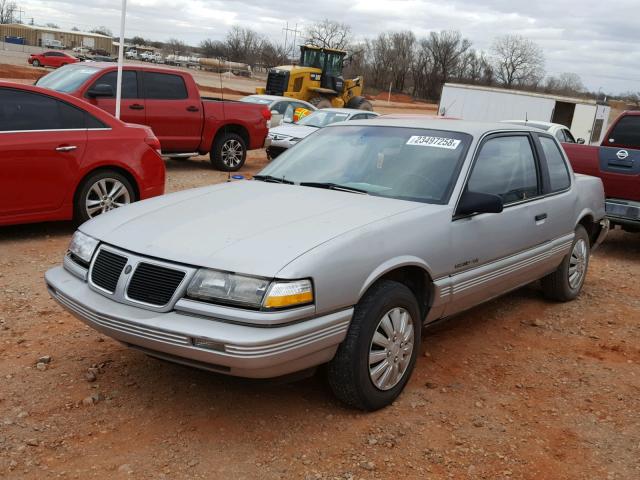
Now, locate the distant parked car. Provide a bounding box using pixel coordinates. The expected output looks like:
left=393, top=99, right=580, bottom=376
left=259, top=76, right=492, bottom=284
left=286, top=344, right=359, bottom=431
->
left=502, top=120, right=585, bottom=144
left=125, top=49, right=138, bottom=60
left=266, top=108, right=379, bottom=158
left=0, top=81, right=165, bottom=226
left=45, top=119, right=607, bottom=411
left=43, top=39, right=64, bottom=49
left=28, top=51, right=79, bottom=68
left=240, top=94, right=317, bottom=128
left=72, top=46, right=90, bottom=55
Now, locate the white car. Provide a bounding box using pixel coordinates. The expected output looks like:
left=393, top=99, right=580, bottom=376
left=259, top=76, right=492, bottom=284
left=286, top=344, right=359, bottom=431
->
left=266, top=108, right=379, bottom=158
left=125, top=49, right=138, bottom=60
left=502, top=120, right=585, bottom=144
left=240, top=95, right=317, bottom=128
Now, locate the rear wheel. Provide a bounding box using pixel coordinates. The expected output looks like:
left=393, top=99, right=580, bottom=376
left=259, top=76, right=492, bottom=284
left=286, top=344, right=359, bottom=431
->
left=541, top=225, right=590, bottom=301
left=74, top=170, right=136, bottom=224
left=32, top=59, right=41, bottom=67
left=309, top=96, right=332, bottom=109
left=210, top=133, right=246, bottom=171
left=347, top=96, right=373, bottom=111
left=327, top=280, right=421, bottom=411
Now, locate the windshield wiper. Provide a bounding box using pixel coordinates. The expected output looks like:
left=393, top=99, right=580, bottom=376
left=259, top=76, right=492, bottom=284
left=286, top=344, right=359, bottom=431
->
left=299, top=182, right=369, bottom=195
left=253, top=175, right=293, bottom=184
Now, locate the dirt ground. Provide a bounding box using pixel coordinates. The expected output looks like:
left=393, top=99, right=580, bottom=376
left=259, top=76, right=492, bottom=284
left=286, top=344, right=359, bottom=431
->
left=1, top=152, right=639, bottom=480
left=1, top=51, right=639, bottom=480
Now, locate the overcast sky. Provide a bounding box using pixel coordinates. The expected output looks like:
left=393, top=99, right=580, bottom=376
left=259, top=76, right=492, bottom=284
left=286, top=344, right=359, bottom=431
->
left=19, top=0, right=640, bottom=94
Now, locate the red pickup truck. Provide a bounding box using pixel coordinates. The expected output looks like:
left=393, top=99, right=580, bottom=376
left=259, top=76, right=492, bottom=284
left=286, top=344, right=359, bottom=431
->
left=563, top=111, right=640, bottom=231
left=35, top=63, right=270, bottom=171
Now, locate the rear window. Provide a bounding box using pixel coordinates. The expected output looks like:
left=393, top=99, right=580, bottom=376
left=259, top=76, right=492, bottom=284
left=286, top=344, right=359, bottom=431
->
left=0, top=88, right=105, bottom=131
left=36, top=65, right=100, bottom=93
left=606, top=115, right=640, bottom=149
left=143, top=72, right=188, bottom=100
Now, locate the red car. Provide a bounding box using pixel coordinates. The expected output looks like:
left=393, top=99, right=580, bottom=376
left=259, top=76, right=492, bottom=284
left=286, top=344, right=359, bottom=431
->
left=28, top=51, right=80, bottom=68
left=36, top=63, right=270, bottom=170
left=0, top=82, right=165, bottom=227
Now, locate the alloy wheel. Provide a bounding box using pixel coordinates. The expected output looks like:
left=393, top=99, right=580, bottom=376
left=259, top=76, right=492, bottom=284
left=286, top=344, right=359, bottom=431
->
left=221, top=139, right=243, bottom=168
left=568, top=238, right=588, bottom=289
left=85, top=178, right=131, bottom=219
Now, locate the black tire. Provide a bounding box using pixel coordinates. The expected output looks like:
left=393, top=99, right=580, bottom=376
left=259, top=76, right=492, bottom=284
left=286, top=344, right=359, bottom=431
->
left=541, top=225, right=590, bottom=302
left=74, top=170, right=136, bottom=225
left=327, top=280, right=422, bottom=411
left=210, top=133, right=246, bottom=171
left=309, top=96, right=333, bottom=109
left=346, top=96, right=373, bottom=111
left=32, top=59, right=40, bottom=67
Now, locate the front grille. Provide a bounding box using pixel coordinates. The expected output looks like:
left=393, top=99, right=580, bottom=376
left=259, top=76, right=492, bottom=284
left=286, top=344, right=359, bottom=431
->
left=91, top=249, right=128, bottom=293
left=265, top=70, right=289, bottom=96
left=127, top=262, right=186, bottom=306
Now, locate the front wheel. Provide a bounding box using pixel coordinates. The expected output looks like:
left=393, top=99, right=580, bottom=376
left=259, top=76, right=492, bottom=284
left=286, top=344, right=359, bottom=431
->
left=327, top=280, right=421, bottom=411
left=541, top=225, right=590, bottom=301
left=346, top=96, right=373, bottom=111
left=309, top=96, right=333, bottom=109
left=74, top=171, right=136, bottom=224
left=210, top=133, right=246, bottom=171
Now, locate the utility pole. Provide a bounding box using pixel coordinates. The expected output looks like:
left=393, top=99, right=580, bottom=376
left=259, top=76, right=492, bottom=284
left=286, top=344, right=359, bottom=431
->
left=282, top=22, right=301, bottom=61
left=16, top=8, right=24, bottom=23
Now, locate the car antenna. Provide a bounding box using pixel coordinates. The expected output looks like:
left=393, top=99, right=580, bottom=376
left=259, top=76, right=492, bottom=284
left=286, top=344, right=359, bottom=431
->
left=219, top=61, right=231, bottom=183
left=525, top=112, right=528, bottom=123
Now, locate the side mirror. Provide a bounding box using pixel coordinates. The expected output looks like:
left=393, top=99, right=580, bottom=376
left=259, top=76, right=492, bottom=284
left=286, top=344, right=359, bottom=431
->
left=456, top=190, right=503, bottom=216
left=87, top=83, right=114, bottom=98
left=577, top=138, right=585, bottom=144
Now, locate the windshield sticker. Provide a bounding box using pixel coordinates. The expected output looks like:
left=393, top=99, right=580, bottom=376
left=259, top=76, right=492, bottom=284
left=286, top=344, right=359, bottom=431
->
left=406, top=136, right=461, bottom=149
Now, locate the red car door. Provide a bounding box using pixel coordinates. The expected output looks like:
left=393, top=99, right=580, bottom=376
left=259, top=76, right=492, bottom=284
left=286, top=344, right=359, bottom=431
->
left=83, top=70, right=146, bottom=125
left=0, top=87, right=87, bottom=219
left=142, top=70, right=202, bottom=152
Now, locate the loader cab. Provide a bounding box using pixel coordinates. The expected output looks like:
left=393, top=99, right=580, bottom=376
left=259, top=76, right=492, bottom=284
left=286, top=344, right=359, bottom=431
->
left=299, top=45, right=345, bottom=93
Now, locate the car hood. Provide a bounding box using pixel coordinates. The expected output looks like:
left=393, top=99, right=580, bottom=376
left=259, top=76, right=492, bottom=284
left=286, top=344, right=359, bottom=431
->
left=81, top=181, right=429, bottom=278
left=270, top=123, right=319, bottom=139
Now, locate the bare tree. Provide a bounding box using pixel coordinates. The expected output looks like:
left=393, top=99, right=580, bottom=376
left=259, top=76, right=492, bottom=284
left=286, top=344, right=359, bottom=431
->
left=199, top=39, right=227, bottom=58
left=259, top=40, right=287, bottom=68
left=0, top=0, right=17, bottom=24
left=90, top=26, right=113, bottom=37
left=492, top=34, right=545, bottom=87
left=164, top=38, right=189, bottom=56
left=44, top=22, right=59, bottom=29
left=306, top=19, right=351, bottom=50
left=225, top=26, right=262, bottom=66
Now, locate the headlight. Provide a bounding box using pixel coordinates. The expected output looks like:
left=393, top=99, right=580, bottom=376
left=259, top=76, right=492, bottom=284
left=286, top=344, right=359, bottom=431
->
left=187, top=269, right=270, bottom=308
left=68, top=231, right=99, bottom=265
left=263, top=279, right=313, bottom=308
left=186, top=270, right=313, bottom=310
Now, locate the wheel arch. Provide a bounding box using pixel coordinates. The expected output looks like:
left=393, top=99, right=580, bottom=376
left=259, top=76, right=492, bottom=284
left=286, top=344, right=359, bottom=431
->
left=576, top=210, right=600, bottom=247
left=211, top=123, right=250, bottom=152
left=72, top=165, right=140, bottom=209
left=359, top=258, right=434, bottom=321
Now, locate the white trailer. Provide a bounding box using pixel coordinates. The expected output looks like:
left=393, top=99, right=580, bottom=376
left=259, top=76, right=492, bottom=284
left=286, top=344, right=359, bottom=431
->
left=439, top=83, right=610, bottom=144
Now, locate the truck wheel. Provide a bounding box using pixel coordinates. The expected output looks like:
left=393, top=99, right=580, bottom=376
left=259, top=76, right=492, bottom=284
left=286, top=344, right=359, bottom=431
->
left=347, top=96, right=373, bottom=111
left=327, top=280, right=421, bottom=411
left=74, top=170, right=136, bottom=224
left=541, top=225, right=590, bottom=302
left=309, top=96, right=332, bottom=109
left=32, top=59, right=41, bottom=67
left=211, top=133, right=246, bottom=171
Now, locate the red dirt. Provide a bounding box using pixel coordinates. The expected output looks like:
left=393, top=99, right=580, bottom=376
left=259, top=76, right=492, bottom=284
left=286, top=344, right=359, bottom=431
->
left=372, top=92, right=417, bottom=103
left=0, top=64, right=46, bottom=81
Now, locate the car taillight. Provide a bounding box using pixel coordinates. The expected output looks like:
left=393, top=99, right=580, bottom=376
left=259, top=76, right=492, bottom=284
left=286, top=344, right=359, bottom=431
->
left=144, top=136, right=162, bottom=154
left=261, top=108, right=272, bottom=121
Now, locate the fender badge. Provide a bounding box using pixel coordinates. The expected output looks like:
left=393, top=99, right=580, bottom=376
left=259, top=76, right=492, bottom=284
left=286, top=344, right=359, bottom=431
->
left=124, top=265, right=132, bottom=274
left=616, top=149, right=629, bottom=160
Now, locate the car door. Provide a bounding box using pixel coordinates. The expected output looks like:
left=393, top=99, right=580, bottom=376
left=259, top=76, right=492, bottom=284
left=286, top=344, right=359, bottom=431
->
left=142, top=71, right=202, bottom=152
left=0, top=87, right=88, bottom=218
left=446, top=133, right=551, bottom=316
left=84, top=70, right=145, bottom=125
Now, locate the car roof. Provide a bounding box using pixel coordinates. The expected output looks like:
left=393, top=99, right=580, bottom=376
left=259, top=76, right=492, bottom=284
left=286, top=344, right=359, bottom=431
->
left=244, top=94, right=312, bottom=103
left=502, top=120, right=564, bottom=129
left=315, top=108, right=379, bottom=115
left=328, top=118, right=543, bottom=136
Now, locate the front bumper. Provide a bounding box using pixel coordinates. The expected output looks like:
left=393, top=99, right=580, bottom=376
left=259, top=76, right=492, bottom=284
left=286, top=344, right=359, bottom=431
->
left=606, top=198, right=640, bottom=227
left=45, top=266, right=352, bottom=378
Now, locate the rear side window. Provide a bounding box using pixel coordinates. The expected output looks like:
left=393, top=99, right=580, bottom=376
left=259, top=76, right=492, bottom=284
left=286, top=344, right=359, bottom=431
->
left=89, top=71, right=138, bottom=99
left=539, top=136, right=571, bottom=192
left=468, top=135, right=539, bottom=205
left=143, top=72, right=188, bottom=99
left=607, top=115, right=640, bottom=149
left=0, top=88, right=104, bottom=131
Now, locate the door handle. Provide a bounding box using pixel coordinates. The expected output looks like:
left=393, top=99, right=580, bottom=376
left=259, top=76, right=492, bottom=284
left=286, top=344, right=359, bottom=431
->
left=129, top=104, right=144, bottom=110
left=535, top=213, right=547, bottom=221
left=186, top=105, right=199, bottom=112
left=55, top=145, right=77, bottom=152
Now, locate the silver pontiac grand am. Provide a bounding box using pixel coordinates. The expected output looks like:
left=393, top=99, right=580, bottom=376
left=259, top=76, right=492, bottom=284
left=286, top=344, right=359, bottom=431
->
left=46, top=119, right=609, bottom=410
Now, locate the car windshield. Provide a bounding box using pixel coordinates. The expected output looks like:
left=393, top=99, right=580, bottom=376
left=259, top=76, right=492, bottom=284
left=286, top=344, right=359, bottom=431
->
left=36, top=65, right=100, bottom=93
left=258, top=125, right=471, bottom=204
left=240, top=96, right=272, bottom=105
left=298, top=110, right=351, bottom=128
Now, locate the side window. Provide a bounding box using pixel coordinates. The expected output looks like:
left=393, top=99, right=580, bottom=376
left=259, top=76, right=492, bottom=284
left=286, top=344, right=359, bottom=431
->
left=89, top=71, right=138, bottom=99
left=350, top=114, right=365, bottom=120
left=554, top=129, right=567, bottom=142
left=606, top=115, right=640, bottom=149
left=468, top=135, right=539, bottom=205
left=0, top=88, right=96, bottom=131
left=271, top=102, right=288, bottom=114
left=563, top=129, right=576, bottom=143
left=143, top=72, right=188, bottom=100
left=539, top=136, right=571, bottom=192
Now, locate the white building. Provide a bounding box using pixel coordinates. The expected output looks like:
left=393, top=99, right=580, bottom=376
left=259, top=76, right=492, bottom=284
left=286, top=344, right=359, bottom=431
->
left=439, top=83, right=611, bottom=144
